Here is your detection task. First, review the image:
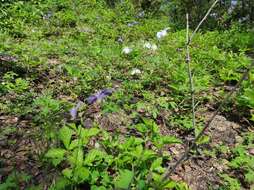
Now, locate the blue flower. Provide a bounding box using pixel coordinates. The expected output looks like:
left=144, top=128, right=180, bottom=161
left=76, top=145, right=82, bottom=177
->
left=87, top=89, right=113, bottom=104
left=70, top=101, right=83, bottom=120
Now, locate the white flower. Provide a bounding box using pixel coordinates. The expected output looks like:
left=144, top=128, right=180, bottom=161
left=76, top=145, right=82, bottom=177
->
left=95, top=142, right=100, bottom=148
left=144, top=42, right=152, bottom=49
left=131, top=68, right=141, bottom=75
left=156, top=27, right=170, bottom=39
left=151, top=44, right=158, bottom=50
left=122, top=47, right=132, bottom=54
left=143, top=42, right=158, bottom=51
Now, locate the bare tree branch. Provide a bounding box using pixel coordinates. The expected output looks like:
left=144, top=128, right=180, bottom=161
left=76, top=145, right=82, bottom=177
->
left=189, top=0, right=220, bottom=44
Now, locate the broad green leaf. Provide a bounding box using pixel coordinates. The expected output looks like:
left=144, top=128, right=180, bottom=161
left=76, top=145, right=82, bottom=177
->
left=130, top=145, right=143, bottom=158
left=151, top=158, right=163, bottom=171
left=81, top=128, right=100, bottom=138
left=115, top=169, right=134, bottom=189
left=45, top=148, right=66, bottom=166
left=91, top=170, right=100, bottom=184
left=245, top=169, right=254, bottom=183
left=161, top=136, right=182, bottom=144
left=49, top=176, right=70, bottom=190
left=80, top=128, right=100, bottom=145
left=45, top=148, right=66, bottom=159
left=137, top=180, right=146, bottom=190
left=73, top=167, right=90, bottom=182
left=243, top=88, right=254, bottom=108
left=143, top=149, right=156, bottom=161
left=74, top=148, right=84, bottom=167
left=69, top=139, right=79, bottom=150
left=135, top=123, right=148, bottom=133
left=250, top=114, right=254, bottom=122
left=87, top=128, right=100, bottom=137
left=62, top=168, right=72, bottom=179
left=152, top=172, right=162, bottom=184
left=84, top=149, right=106, bottom=166
left=59, top=126, right=74, bottom=149
left=52, top=158, right=64, bottom=166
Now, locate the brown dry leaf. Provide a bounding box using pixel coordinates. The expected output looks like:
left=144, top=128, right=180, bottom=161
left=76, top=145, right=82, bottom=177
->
left=48, top=58, right=61, bottom=65
left=170, top=174, right=182, bottom=182
left=0, top=115, right=18, bottom=125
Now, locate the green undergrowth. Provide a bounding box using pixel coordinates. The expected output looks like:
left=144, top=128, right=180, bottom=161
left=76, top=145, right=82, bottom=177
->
left=0, top=0, right=254, bottom=189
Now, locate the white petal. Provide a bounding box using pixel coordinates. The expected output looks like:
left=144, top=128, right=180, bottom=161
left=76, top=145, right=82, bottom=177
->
left=156, top=27, right=170, bottom=39
left=122, top=47, right=132, bottom=54
left=151, top=44, right=158, bottom=50
left=144, top=42, right=152, bottom=49
left=131, top=68, right=141, bottom=75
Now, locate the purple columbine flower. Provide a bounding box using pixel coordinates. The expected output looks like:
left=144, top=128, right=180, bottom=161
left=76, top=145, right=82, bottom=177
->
left=70, top=101, right=83, bottom=120
left=87, top=89, right=113, bottom=104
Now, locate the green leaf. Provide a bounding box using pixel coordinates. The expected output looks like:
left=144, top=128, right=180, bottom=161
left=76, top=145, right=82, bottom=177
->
left=45, top=148, right=66, bottom=159
left=87, top=128, right=100, bottom=137
left=115, top=169, right=134, bottom=189
left=245, top=169, right=254, bottom=183
left=59, top=126, right=74, bottom=149
left=161, top=136, right=182, bottom=144
left=130, top=145, right=143, bottom=158
left=45, top=148, right=66, bottom=166
left=84, top=149, right=106, bottom=166
left=91, top=186, right=107, bottom=190
left=69, top=139, right=79, bottom=150
left=163, top=180, right=189, bottom=189
left=73, top=167, right=90, bottom=183
left=135, top=123, right=148, bottom=134
left=151, top=158, right=163, bottom=171
left=62, top=168, right=72, bottom=179
left=143, top=149, right=156, bottom=161
left=80, top=128, right=100, bottom=145
left=74, top=148, right=84, bottom=167
left=49, top=176, right=70, bottom=190
left=220, top=174, right=241, bottom=190
left=137, top=180, right=146, bottom=190
left=196, top=135, right=210, bottom=145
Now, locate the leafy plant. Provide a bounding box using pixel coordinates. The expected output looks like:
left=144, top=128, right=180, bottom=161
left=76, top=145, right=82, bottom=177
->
left=1, top=71, right=29, bottom=94
left=46, top=119, right=184, bottom=189
left=0, top=172, right=31, bottom=190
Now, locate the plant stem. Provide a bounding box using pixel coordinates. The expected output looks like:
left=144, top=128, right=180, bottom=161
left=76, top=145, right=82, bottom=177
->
left=189, top=0, right=220, bottom=44
left=186, top=13, right=196, bottom=130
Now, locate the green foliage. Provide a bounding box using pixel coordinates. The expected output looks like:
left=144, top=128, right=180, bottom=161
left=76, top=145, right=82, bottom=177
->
left=166, top=0, right=254, bottom=29
left=220, top=174, right=241, bottom=190
left=33, top=93, right=61, bottom=117
left=0, top=172, right=31, bottom=190
left=1, top=0, right=253, bottom=189
left=220, top=133, right=254, bottom=187
left=46, top=120, right=182, bottom=189
left=114, top=169, right=134, bottom=189
left=1, top=72, right=29, bottom=94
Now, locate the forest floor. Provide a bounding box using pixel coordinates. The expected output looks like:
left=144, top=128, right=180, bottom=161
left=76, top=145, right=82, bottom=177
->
left=0, top=1, right=254, bottom=190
